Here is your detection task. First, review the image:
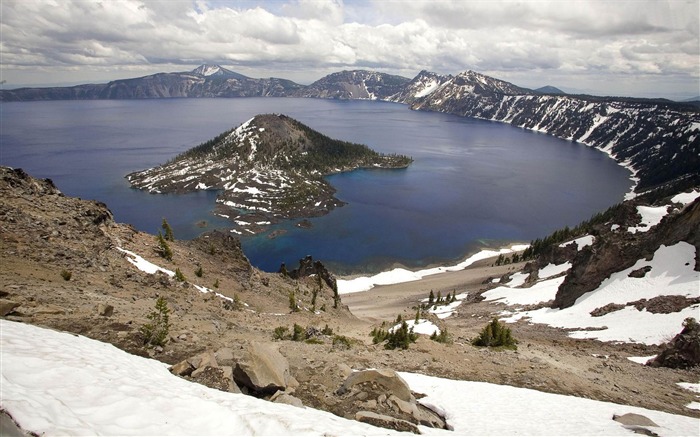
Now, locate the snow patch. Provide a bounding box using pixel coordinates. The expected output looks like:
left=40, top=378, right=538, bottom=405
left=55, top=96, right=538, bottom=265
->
left=628, top=205, right=669, bottom=234
left=671, top=190, right=700, bottom=205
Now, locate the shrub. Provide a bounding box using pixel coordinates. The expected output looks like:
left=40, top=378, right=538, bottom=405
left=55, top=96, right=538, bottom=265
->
left=174, top=268, right=186, bottom=282
left=332, top=335, right=353, bottom=350
left=321, top=324, right=334, bottom=336
left=141, top=297, right=171, bottom=347
left=370, top=327, right=389, bottom=344
left=430, top=327, right=452, bottom=344
left=156, top=231, right=173, bottom=261
left=60, top=269, right=72, bottom=281
left=194, top=266, right=203, bottom=277
left=289, top=290, right=299, bottom=312
left=385, top=321, right=417, bottom=350
left=472, top=318, right=517, bottom=349
left=305, top=337, right=324, bottom=345
left=273, top=326, right=290, bottom=340
left=213, top=278, right=220, bottom=288
left=292, top=323, right=305, bottom=341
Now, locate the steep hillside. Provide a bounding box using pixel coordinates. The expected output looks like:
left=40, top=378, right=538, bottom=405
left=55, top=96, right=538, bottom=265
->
left=295, top=70, right=411, bottom=100
left=400, top=70, right=700, bottom=193
left=127, top=114, right=412, bottom=232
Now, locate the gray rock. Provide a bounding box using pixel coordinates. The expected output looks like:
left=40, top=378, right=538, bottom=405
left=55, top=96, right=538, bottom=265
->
left=271, top=390, right=304, bottom=408
left=97, top=303, right=113, bottom=317
left=233, top=342, right=291, bottom=395
left=613, top=413, right=659, bottom=427
left=339, top=369, right=413, bottom=402
left=355, top=411, right=419, bottom=434
left=0, top=299, right=20, bottom=316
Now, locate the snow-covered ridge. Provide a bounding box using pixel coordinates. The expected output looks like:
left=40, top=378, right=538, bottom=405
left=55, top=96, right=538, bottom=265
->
left=403, top=72, right=699, bottom=194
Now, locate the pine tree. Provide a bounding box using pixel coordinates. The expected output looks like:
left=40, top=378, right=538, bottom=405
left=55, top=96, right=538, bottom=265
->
left=156, top=231, right=173, bottom=261
left=414, top=308, right=421, bottom=324
left=194, top=265, right=203, bottom=277
left=174, top=268, right=185, bottom=282
left=428, top=290, right=435, bottom=306
left=289, top=290, right=299, bottom=312
left=162, top=218, right=175, bottom=242
left=140, top=297, right=171, bottom=347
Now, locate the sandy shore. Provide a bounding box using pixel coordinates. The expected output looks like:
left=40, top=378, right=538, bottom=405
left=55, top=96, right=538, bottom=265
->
left=343, top=255, right=526, bottom=322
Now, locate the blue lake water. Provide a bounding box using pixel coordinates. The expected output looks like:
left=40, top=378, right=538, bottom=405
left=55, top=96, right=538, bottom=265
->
left=0, top=98, right=632, bottom=275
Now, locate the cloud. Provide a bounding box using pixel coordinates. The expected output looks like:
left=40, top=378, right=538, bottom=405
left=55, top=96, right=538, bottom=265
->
left=0, top=0, right=697, bottom=98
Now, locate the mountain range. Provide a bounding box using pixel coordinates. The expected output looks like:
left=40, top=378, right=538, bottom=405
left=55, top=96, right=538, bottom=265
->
left=2, top=64, right=698, bottom=195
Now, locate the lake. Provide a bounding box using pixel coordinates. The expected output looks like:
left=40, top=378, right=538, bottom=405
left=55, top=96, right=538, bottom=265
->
left=0, top=98, right=632, bottom=275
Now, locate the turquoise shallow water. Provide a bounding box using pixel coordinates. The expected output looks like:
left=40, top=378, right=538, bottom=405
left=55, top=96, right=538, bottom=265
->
left=1, top=98, right=632, bottom=274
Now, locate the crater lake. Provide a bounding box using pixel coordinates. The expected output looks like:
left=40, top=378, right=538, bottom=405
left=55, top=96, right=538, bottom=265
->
left=0, top=98, right=632, bottom=275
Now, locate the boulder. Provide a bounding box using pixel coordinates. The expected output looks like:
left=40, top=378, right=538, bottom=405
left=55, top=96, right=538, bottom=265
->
left=233, top=342, right=292, bottom=396
left=97, top=303, right=114, bottom=317
left=191, top=366, right=240, bottom=393
left=355, top=411, right=419, bottom=434
left=648, top=317, right=700, bottom=369
left=0, top=299, right=20, bottom=316
left=338, top=369, right=413, bottom=402
left=388, top=395, right=446, bottom=429
left=612, top=413, right=659, bottom=427
left=270, top=390, right=304, bottom=408
left=189, top=351, right=218, bottom=378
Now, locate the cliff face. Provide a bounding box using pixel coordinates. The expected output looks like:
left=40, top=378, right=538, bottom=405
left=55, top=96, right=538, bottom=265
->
left=552, top=197, right=700, bottom=309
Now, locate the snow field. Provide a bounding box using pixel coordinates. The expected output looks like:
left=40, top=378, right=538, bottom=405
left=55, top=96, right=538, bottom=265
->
left=3, top=320, right=697, bottom=436
left=337, top=244, right=529, bottom=294
left=627, top=205, right=669, bottom=234
left=500, top=242, right=700, bottom=345
left=482, top=261, right=571, bottom=306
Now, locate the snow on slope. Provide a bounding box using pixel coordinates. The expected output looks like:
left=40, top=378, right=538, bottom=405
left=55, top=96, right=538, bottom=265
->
left=0, top=320, right=401, bottom=436
left=501, top=242, right=700, bottom=345
left=400, top=372, right=699, bottom=436
left=338, top=244, right=528, bottom=294
left=2, top=320, right=698, bottom=436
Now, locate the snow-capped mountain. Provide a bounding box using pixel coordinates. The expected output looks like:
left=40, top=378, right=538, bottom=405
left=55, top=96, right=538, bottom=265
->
left=395, top=70, right=699, bottom=194
left=190, top=64, right=247, bottom=79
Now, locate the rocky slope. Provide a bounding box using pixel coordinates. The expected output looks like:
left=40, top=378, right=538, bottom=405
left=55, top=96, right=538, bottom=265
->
left=2, top=166, right=699, bottom=426
left=127, top=114, right=412, bottom=233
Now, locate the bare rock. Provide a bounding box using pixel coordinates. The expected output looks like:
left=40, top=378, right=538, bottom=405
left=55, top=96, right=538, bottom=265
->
left=0, top=299, right=20, bottom=316
left=612, top=413, right=658, bottom=427
left=648, top=317, right=700, bottom=369
left=338, top=369, right=413, bottom=402
left=270, top=390, right=304, bottom=408
left=97, top=303, right=114, bottom=317
left=233, top=342, right=292, bottom=396
left=170, top=360, right=194, bottom=377
left=355, top=411, right=420, bottom=434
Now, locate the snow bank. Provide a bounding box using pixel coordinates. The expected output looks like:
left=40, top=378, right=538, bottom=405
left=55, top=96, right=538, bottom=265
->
left=117, top=247, right=174, bottom=276
left=627, top=205, right=669, bottom=234
left=391, top=319, right=440, bottom=336
left=426, top=292, right=468, bottom=319
left=400, top=372, right=699, bottom=436
left=0, top=320, right=401, bottom=436
left=338, top=244, right=529, bottom=294
left=559, top=235, right=594, bottom=249
left=502, top=242, right=700, bottom=345
left=671, top=189, right=700, bottom=205
left=627, top=355, right=656, bottom=365
left=538, top=262, right=572, bottom=279
left=483, top=276, right=565, bottom=306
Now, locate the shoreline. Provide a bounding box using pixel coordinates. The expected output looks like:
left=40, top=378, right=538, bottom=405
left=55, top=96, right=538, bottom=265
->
left=337, top=243, right=529, bottom=294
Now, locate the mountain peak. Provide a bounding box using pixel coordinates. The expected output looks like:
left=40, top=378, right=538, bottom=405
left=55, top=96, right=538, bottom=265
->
left=190, top=64, right=249, bottom=80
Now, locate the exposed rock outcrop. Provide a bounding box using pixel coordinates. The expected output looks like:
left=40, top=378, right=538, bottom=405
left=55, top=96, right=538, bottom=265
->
left=648, top=318, right=700, bottom=369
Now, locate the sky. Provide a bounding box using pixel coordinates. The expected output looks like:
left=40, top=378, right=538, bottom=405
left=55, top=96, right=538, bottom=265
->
left=1, top=0, right=699, bottom=99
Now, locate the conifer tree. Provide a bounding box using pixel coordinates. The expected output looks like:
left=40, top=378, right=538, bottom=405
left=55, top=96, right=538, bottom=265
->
left=428, top=290, right=435, bottom=306
left=161, top=218, right=175, bottom=242
left=156, top=231, right=173, bottom=261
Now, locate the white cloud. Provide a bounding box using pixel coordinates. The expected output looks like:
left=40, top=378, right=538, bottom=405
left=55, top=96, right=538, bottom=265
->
left=0, top=0, right=697, bottom=98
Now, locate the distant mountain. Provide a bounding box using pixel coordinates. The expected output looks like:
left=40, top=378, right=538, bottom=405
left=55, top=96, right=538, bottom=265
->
left=392, top=70, right=699, bottom=194
left=127, top=114, right=412, bottom=230
left=682, top=96, right=700, bottom=102
left=0, top=65, right=304, bottom=100
left=2, top=64, right=698, bottom=196
left=534, top=85, right=566, bottom=95
left=295, top=70, right=411, bottom=100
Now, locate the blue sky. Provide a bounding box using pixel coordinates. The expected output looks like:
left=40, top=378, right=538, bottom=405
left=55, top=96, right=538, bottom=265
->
left=1, top=0, right=698, bottom=99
